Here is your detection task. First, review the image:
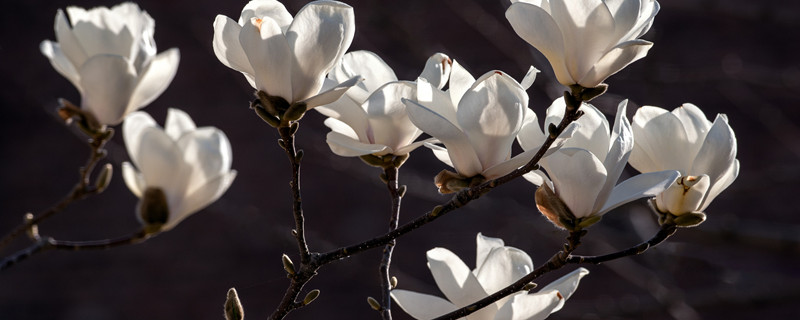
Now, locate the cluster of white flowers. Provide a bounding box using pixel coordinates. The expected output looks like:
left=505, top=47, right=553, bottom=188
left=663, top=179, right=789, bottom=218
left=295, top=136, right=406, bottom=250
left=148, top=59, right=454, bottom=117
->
left=38, top=0, right=739, bottom=318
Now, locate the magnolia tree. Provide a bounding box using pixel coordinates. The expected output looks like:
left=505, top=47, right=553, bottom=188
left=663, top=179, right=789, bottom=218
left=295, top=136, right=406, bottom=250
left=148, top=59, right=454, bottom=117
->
left=1, top=0, right=740, bottom=319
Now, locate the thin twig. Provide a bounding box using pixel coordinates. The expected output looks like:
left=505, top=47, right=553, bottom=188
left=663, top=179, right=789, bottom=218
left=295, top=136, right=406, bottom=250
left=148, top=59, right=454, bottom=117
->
left=0, top=229, right=149, bottom=271
left=566, top=224, right=678, bottom=264
left=379, top=164, right=402, bottom=320
left=0, top=129, right=113, bottom=250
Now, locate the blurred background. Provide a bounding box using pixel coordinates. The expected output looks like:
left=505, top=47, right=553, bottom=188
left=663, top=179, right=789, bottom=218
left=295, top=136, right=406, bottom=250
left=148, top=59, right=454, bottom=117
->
left=2, top=0, right=799, bottom=319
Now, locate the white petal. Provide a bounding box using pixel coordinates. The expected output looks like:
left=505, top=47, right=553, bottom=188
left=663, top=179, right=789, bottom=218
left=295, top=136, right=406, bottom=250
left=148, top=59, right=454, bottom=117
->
left=420, top=52, right=452, bottom=90
left=128, top=48, right=180, bottom=114
left=302, top=75, right=362, bottom=109
left=315, top=85, right=369, bottom=141
left=123, top=111, right=158, bottom=167
left=167, top=170, right=237, bottom=231
left=700, top=159, right=739, bottom=211
left=541, top=148, right=607, bottom=218
left=405, top=99, right=483, bottom=177
left=578, top=39, right=652, bottom=88
left=165, top=108, right=197, bottom=141
left=287, top=1, right=354, bottom=102
left=594, top=99, right=633, bottom=212
left=660, top=174, right=710, bottom=215
left=393, top=137, right=437, bottom=156
left=520, top=66, right=540, bottom=90
left=447, top=60, right=476, bottom=105
left=40, top=40, right=81, bottom=89
left=391, top=290, right=457, bottom=320
left=78, top=54, right=137, bottom=125
left=326, top=131, right=389, bottom=157
left=494, top=291, right=561, bottom=320
left=324, top=117, right=359, bottom=140
left=334, top=50, right=397, bottom=96
left=517, top=110, right=546, bottom=151
left=239, top=17, right=292, bottom=99
left=537, top=267, right=589, bottom=312
left=671, top=103, right=712, bottom=145
left=121, top=162, right=145, bottom=198
left=54, top=9, right=88, bottom=68
left=475, top=233, right=505, bottom=271
left=457, top=71, right=526, bottom=169
left=67, top=5, right=137, bottom=59
left=364, top=81, right=419, bottom=150
left=505, top=2, right=572, bottom=85
left=176, top=127, right=233, bottom=195
left=474, top=246, right=533, bottom=295
left=426, top=248, right=488, bottom=307
left=417, top=77, right=459, bottom=125
left=134, top=126, right=190, bottom=206
left=522, top=170, right=547, bottom=186
left=630, top=106, right=690, bottom=174
left=425, top=142, right=455, bottom=168
left=604, top=0, right=640, bottom=42
left=549, top=0, right=615, bottom=83
left=547, top=98, right=610, bottom=162
left=597, top=170, right=680, bottom=215
left=690, top=114, right=738, bottom=185
left=238, top=0, right=293, bottom=29
left=212, top=15, right=256, bottom=76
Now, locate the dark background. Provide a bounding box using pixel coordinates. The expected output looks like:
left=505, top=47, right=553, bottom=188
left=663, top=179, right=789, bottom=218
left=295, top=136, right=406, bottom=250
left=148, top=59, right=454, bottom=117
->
left=2, top=0, right=799, bottom=319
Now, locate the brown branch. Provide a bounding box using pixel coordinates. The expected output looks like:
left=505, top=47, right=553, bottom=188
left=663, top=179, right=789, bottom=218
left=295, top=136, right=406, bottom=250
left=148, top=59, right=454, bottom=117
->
left=379, top=164, right=402, bottom=320
left=0, top=129, right=113, bottom=250
left=566, top=224, right=678, bottom=264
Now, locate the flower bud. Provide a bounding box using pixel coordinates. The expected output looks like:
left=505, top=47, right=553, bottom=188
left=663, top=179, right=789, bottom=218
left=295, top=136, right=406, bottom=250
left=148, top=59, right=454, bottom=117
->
left=535, top=183, right=579, bottom=231
left=655, top=175, right=711, bottom=216
left=94, top=163, right=113, bottom=193
left=303, top=289, right=320, bottom=305
left=282, top=254, right=296, bottom=275
left=224, top=288, right=244, bottom=320
left=366, top=296, right=381, bottom=311
left=137, top=187, right=169, bottom=234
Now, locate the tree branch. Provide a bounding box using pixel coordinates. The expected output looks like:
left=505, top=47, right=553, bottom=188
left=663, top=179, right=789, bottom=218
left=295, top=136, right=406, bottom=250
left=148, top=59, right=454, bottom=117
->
left=566, top=224, right=678, bottom=265
left=379, top=164, right=402, bottom=320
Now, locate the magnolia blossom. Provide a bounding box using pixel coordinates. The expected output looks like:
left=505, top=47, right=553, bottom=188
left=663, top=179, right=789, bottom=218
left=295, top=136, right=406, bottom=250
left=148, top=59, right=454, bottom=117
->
left=40, top=3, right=180, bottom=126
left=629, top=104, right=739, bottom=215
left=122, top=109, right=237, bottom=232
left=213, top=0, right=359, bottom=108
left=506, top=0, right=659, bottom=88
left=405, top=63, right=544, bottom=179
left=529, top=98, right=678, bottom=226
left=391, top=233, right=589, bottom=320
left=316, top=50, right=452, bottom=156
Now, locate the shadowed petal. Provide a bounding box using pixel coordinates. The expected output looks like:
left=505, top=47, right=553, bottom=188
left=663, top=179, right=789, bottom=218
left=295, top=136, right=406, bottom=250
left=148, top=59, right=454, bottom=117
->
left=494, top=291, right=561, bottom=320
left=239, top=17, right=292, bottom=99
left=391, top=290, right=456, bottom=320
left=427, top=248, right=488, bottom=308
left=537, top=267, right=589, bottom=312
left=79, top=54, right=137, bottom=125
left=542, top=148, right=607, bottom=218
left=121, top=162, right=145, bottom=198
left=128, top=48, right=180, bottom=114
left=165, top=108, right=197, bottom=141
left=212, top=15, right=255, bottom=76
left=598, top=169, right=679, bottom=215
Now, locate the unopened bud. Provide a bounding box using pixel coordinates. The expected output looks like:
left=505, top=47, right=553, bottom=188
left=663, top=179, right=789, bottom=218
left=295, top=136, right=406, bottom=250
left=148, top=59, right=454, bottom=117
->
left=94, top=163, right=113, bottom=193
left=434, top=170, right=469, bottom=194
left=522, top=282, right=538, bottom=291
left=303, top=289, right=320, bottom=305
left=548, top=123, right=560, bottom=139
left=224, top=288, right=245, bottom=320
left=137, top=187, right=169, bottom=234
left=282, top=254, right=296, bottom=275
left=366, top=296, right=381, bottom=311
left=390, top=276, right=398, bottom=289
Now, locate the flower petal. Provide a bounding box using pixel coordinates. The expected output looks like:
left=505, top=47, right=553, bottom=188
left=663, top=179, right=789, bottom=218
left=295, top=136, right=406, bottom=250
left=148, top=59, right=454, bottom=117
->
left=212, top=15, right=256, bottom=76
left=690, top=114, right=737, bottom=185
left=406, top=99, right=482, bottom=177
left=493, top=291, right=561, bottom=320
left=537, top=267, right=589, bottom=312
left=457, top=71, right=527, bottom=169
left=630, top=106, right=690, bottom=174
left=334, top=50, right=397, bottom=98
left=121, top=162, right=145, bottom=198
left=475, top=233, right=505, bottom=271
left=520, top=65, right=540, bottom=90
left=66, top=5, right=138, bottom=59
left=505, top=2, right=572, bottom=85
left=671, top=103, right=712, bottom=146
left=364, top=81, right=419, bottom=150
left=391, top=290, right=457, bottom=320
left=302, top=75, right=361, bottom=109
left=326, top=131, right=389, bottom=156
left=517, top=109, right=546, bottom=151
left=287, top=1, right=354, bottom=102
left=541, top=148, right=607, bottom=218
left=578, top=39, right=652, bottom=88
left=700, top=159, right=739, bottom=211
left=597, top=169, right=680, bottom=215
left=54, top=9, right=88, bottom=68
left=176, top=127, right=233, bottom=195
left=133, top=126, right=189, bottom=207
left=447, top=60, right=476, bottom=105
left=79, top=54, right=137, bottom=125
left=167, top=170, right=237, bottom=231
left=547, top=98, right=610, bottom=162
left=123, top=111, right=158, bottom=167
left=238, top=0, right=293, bottom=29
left=474, top=246, right=533, bottom=295
left=427, top=247, right=488, bottom=308
left=239, top=17, right=292, bottom=99
left=593, top=99, right=633, bottom=212
left=549, top=0, right=615, bottom=83
left=420, top=52, right=452, bottom=90
left=165, top=108, right=197, bottom=141
left=40, top=40, right=81, bottom=89
left=128, top=48, right=180, bottom=114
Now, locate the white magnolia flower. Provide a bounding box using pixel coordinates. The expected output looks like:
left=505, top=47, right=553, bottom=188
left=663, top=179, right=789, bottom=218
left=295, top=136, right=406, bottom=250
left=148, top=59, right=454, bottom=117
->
left=213, top=0, right=359, bottom=108
left=405, top=63, right=543, bottom=179
left=629, top=104, right=739, bottom=215
left=316, top=51, right=452, bottom=156
left=391, top=233, right=589, bottom=320
left=532, top=98, right=678, bottom=226
left=506, top=0, right=659, bottom=88
left=40, top=3, right=180, bottom=126
left=122, top=109, right=237, bottom=232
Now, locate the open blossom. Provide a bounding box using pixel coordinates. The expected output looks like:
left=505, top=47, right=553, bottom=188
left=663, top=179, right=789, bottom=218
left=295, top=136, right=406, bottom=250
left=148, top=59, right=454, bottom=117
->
left=405, top=63, right=542, bottom=180
left=316, top=51, right=452, bottom=157
left=506, top=0, right=659, bottom=88
left=40, top=2, right=180, bottom=126
left=122, top=109, right=237, bottom=232
left=531, top=99, right=678, bottom=228
left=629, top=104, right=739, bottom=215
left=213, top=0, right=359, bottom=108
left=391, top=233, right=589, bottom=320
